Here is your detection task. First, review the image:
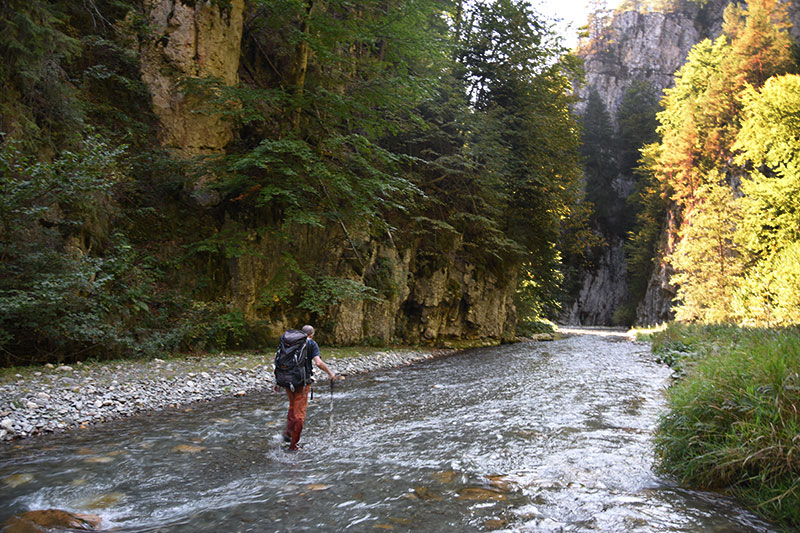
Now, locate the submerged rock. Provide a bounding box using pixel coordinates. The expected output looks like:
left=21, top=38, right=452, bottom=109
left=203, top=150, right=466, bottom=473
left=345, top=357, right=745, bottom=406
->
left=82, top=492, right=126, bottom=510
left=431, top=470, right=458, bottom=484
left=456, top=487, right=507, bottom=501
left=413, top=486, right=443, bottom=501
left=2, top=473, right=34, bottom=488
left=172, top=444, right=205, bottom=453
left=2, top=509, right=101, bottom=532
left=484, top=518, right=508, bottom=530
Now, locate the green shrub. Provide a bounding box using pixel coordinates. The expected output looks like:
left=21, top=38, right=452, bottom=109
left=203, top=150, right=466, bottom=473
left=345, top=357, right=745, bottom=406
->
left=654, top=323, right=800, bottom=527
left=0, top=138, right=197, bottom=363
left=611, top=302, right=636, bottom=327
left=515, top=317, right=556, bottom=337
left=178, top=302, right=254, bottom=352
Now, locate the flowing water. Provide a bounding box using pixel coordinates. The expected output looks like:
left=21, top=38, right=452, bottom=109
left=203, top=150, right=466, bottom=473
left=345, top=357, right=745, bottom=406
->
left=0, top=329, right=776, bottom=532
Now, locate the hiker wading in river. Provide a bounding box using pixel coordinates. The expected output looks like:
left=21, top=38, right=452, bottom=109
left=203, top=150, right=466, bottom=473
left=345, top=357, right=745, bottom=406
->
left=274, top=325, right=339, bottom=451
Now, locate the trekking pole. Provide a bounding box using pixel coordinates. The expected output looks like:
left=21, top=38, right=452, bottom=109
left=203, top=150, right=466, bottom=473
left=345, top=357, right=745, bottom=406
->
left=329, top=379, right=334, bottom=437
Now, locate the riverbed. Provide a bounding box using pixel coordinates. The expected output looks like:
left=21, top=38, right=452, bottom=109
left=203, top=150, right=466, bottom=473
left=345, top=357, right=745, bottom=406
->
left=0, top=329, right=775, bottom=531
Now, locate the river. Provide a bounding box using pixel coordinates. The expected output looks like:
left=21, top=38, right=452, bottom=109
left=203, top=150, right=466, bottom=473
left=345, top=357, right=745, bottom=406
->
left=0, top=329, right=775, bottom=532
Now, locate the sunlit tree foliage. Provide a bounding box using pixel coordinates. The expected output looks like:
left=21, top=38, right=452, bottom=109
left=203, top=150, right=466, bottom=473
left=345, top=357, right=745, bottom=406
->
left=632, top=0, right=798, bottom=325
left=732, top=74, right=800, bottom=325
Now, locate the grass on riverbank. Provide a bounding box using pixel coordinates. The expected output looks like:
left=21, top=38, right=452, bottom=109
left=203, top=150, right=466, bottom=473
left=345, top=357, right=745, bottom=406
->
left=651, top=322, right=800, bottom=528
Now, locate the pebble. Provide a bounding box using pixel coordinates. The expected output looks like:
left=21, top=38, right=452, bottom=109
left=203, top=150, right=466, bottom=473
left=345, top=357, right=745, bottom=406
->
left=0, top=349, right=450, bottom=442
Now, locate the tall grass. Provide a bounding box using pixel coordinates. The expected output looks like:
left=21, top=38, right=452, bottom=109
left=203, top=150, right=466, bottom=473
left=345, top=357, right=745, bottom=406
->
left=652, top=323, right=800, bottom=528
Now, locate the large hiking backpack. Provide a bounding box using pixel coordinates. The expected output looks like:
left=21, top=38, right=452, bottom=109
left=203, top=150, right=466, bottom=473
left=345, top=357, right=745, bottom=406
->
left=274, top=329, right=310, bottom=391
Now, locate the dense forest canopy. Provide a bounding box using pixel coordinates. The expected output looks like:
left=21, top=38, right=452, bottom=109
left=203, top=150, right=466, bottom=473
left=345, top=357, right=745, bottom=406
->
left=0, top=0, right=590, bottom=365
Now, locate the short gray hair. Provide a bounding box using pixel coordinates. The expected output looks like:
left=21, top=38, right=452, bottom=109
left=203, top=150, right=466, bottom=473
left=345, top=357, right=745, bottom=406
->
left=302, top=325, right=315, bottom=336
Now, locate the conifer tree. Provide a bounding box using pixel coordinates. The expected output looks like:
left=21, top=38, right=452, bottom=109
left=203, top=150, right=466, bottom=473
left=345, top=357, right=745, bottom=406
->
left=581, top=88, right=622, bottom=235
left=670, top=177, right=744, bottom=322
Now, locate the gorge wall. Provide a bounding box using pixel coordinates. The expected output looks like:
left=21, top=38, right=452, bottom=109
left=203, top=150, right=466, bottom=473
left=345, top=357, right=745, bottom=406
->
left=136, top=0, right=516, bottom=347
left=225, top=223, right=517, bottom=346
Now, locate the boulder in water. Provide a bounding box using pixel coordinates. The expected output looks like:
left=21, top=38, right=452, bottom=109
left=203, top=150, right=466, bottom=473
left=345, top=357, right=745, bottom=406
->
left=456, top=487, right=507, bottom=501
left=2, top=473, right=34, bottom=488
left=2, top=509, right=102, bottom=532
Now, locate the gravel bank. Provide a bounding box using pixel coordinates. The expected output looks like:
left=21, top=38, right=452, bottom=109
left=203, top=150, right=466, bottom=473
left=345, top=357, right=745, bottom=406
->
left=0, top=348, right=451, bottom=442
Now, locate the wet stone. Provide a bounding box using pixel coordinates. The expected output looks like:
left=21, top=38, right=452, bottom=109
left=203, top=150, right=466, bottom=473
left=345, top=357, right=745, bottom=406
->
left=3, top=473, right=34, bottom=488
left=82, top=492, right=125, bottom=510
left=172, top=444, right=205, bottom=453
left=484, top=518, right=508, bottom=530
left=456, top=487, right=507, bottom=501
left=2, top=510, right=102, bottom=532
left=413, top=486, right=443, bottom=501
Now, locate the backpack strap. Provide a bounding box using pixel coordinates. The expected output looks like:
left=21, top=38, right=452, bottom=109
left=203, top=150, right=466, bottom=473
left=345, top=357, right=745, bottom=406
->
left=298, top=339, right=310, bottom=384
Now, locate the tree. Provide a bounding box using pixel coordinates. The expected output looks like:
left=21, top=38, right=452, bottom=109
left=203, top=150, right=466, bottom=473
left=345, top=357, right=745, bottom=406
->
left=650, top=0, right=795, bottom=209
left=732, top=74, right=800, bottom=325
left=0, top=1, right=82, bottom=150
left=669, top=177, right=744, bottom=322
left=654, top=36, right=729, bottom=208
left=458, top=0, right=590, bottom=318
left=616, top=80, right=659, bottom=178
left=580, top=88, right=623, bottom=235
left=624, top=142, right=668, bottom=311
left=631, top=0, right=797, bottom=325
left=586, top=0, right=611, bottom=41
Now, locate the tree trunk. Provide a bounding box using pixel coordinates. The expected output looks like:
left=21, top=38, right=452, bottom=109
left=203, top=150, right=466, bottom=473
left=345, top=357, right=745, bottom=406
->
left=292, top=0, right=314, bottom=132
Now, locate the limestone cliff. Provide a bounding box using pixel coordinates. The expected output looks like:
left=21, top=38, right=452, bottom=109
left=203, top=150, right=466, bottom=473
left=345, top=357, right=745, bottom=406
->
left=226, top=223, right=517, bottom=346
left=139, top=0, right=245, bottom=207
left=576, top=1, right=729, bottom=121
left=139, top=0, right=244, bottom=155
left=635, top=210, right=679, bottom=325
left=563, top=238, right=628, bottom=325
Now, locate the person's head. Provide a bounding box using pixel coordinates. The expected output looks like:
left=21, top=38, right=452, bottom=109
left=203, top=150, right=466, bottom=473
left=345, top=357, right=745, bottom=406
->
left=302, top=325, right=315, bottom=338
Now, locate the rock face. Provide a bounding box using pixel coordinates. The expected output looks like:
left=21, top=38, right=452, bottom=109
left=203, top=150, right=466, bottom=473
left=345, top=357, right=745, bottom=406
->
left=228, top=226, right=517, bottom=346
left=330, top=247, right=516, bottom=346
left=564, top=238, right=629, bottom=326
left=2, top=510, right=102, bottom=532
left=635, top=210, right=679, bottom=326
left=139, top=0, right=245, bottom=207
left=139, top=0, right=244, bottom=156
left=575, top=2, right=728, bottom=122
